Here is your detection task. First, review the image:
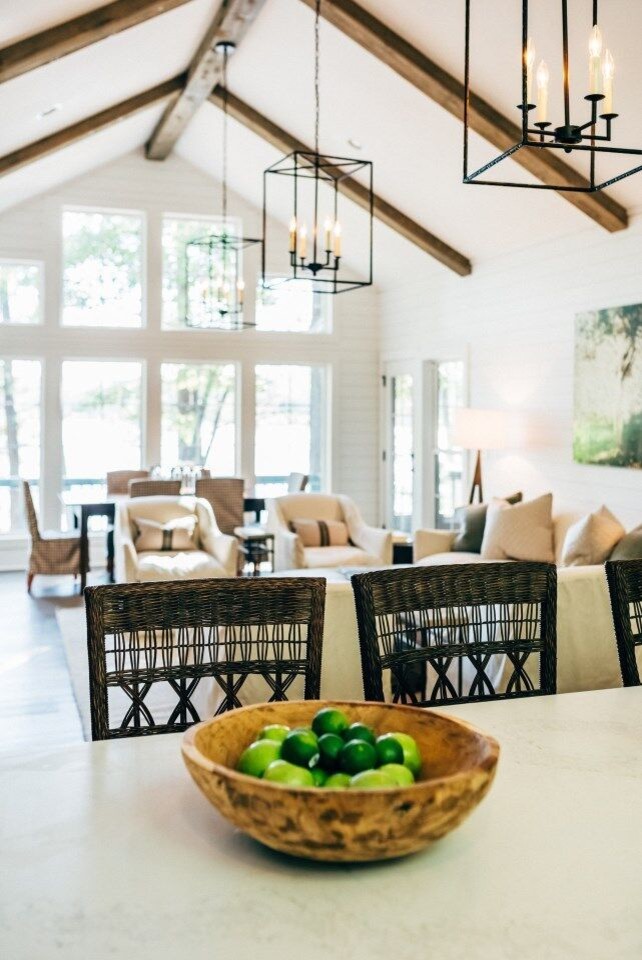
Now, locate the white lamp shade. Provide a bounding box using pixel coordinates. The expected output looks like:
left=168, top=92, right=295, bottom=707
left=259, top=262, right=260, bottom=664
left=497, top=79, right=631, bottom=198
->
left=453, top=408, right=510, bottom=451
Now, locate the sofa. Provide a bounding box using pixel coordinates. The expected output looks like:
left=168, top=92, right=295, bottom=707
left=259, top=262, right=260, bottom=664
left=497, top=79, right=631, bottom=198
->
left=115, top=495, right=238, bottom=582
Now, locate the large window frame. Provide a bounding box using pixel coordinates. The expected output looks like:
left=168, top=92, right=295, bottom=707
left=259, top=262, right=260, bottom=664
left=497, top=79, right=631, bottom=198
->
left=0, top=354, right=44, bottom=537
left=0, top=259, right=45, bottom=326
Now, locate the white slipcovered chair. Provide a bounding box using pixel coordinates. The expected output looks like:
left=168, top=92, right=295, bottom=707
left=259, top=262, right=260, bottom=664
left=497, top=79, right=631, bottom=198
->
left=116, top=496, right=237, bottom=583
left=267, top=493, right=392, bottom=571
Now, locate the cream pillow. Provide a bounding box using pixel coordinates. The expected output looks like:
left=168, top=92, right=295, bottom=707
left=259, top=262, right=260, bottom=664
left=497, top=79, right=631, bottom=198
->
left=134, top=516, right=198, bottom=552
left=561, top=506, right=625, bottom=567
left=289, top=518, right=349, bottom=547
left=481, top=493, right=555, bottom=563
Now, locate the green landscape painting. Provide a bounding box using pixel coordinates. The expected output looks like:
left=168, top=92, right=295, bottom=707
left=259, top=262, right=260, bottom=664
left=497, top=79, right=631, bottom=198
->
left=574, top=303, right=642, bottom=469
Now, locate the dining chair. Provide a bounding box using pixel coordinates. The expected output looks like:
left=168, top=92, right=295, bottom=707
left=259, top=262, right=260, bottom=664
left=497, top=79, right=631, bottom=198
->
left=194, top=477, right=244, bottom=536
left=351, top=562, right=557, bottom=706
left=106, top=470, right=149, bottom=495
left=22, top=480, right=81, bottom=593
left=84, top=576, right=326, bottom=740
left=605, top=559, right=642, bottom=686
left=128, top=478, right=182, bottom=498
left=287, top=472, right=309, bottom=493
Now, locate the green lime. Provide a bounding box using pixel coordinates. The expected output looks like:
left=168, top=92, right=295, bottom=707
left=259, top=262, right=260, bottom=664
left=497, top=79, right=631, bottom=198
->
left=390, top=732, right=422, bottom=776
left=339, top=739, right=377, bottom=775
left=263, top=760, right=314, bottom=787
left=375, top=733, right=404, bottom=766
left=281, top=728, right=319, bottom=768
left=349, top=769, right=398, bottom=790
left=318, top=733, right=344, bottom=769
left=379, top=763, right=415, bottom=786
left=324, top=773, right=351, bottom=789
left=311, top=707, right=349, bottom=738
left=311, top=767, right=328, bottom=787
left=342, top=723, right=376, bottom=746
left=236, top=739, right=282, bottom=778
left=256, top=724, right=290, bottom=743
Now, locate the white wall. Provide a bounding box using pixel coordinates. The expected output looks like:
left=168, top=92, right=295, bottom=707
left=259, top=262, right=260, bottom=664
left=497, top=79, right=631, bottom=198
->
left=379, top=213, right=642, bottom=531
left=0, top=149, right=380, bottom=566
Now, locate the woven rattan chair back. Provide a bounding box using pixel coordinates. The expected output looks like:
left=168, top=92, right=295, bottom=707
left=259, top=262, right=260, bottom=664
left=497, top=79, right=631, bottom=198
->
left=606, top=559, right=642, bottom=686
left=195, top=477, right=244, bottom=535
left=85, top=577, right=326, bottom=740
left=22, top=480, right=40, bottom=541
left=352, top=563, right=557, bottom=707
left=107, top=469, right=149, bottom=495
left=287, top=472, right=309, bottom=493
left=128, top=479, right=182, bottom=498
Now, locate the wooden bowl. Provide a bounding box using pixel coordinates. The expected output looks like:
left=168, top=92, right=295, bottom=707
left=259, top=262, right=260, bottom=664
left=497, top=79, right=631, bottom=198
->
left=182, top=700, right=499, bottom=862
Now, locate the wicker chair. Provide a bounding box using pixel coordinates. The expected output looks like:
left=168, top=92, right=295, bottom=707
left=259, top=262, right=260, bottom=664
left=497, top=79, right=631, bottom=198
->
left=606, top=559, right=642, bottom=686
left=84, top=577, right=325, bottom=740
left=22, top=480, right=81, bottom=593
left=106, top=470, right=149, bottom=495
left=195, top=477, right=244, bottom=536
left=351, top=563, right=557, bottom=707
left=129, top=479, right=182, bottom=498
left=287, top=472, right=309, bottom=493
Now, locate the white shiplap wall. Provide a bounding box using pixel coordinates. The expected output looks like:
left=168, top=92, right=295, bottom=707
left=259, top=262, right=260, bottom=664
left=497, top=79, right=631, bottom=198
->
left=379, top=213, right=642, bottom=531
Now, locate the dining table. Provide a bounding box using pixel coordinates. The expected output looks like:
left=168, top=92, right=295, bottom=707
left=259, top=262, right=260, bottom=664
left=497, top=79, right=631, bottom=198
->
left=1, top=687, right=640, bottom=960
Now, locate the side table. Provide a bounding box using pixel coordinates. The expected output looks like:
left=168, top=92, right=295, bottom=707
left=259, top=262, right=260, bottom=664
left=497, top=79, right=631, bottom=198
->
left=234, top=525, right=275, bottom=576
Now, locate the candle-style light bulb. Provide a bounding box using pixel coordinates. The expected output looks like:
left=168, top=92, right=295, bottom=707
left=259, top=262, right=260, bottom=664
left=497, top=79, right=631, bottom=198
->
left=525, top=37, right=536, bottom=103
left=589, top=24, right=603, bottom=94
left=333, top=221, right=342, bottom=258
left=237, top=277, right=245, bottom=307
left=324, top=217, right=333, bottom=251
left=536, top=60, right=549, bottom=123
left=288, top=216, right=297, bottom=253
left=602, top=49, right=615, bottom=114
left=298, top=224, right=308, bottom=260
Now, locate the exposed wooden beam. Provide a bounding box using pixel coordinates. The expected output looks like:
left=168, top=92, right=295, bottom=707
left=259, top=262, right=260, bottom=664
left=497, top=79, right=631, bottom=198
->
left=0, top=76, right=185, bottom=179
left=146, top=0, right=267, bottom=161
left=209, top=87, right=472, bottom=276
left=298, top=0, right=628, bottom=233
left=0, top=0, right=193, bottom=85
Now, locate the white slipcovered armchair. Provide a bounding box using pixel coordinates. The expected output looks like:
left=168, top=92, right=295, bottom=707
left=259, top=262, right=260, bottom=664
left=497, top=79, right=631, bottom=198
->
left=266, top=493, right=392, bottom=571
left=116, top=496, right=237, bottom=582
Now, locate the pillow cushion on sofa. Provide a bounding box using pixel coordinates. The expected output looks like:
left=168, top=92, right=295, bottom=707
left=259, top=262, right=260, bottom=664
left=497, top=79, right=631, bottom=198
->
left=609, top=524, right=642, bottom=560
left=561, top=506, right=625, bottom=567
left=289, top=518, right=349, bottom=547
left=452, top=492, right=523, bottom=553
left=134, top=516, right=198, bottom=552
left=481, top=493, right=555, bottom=563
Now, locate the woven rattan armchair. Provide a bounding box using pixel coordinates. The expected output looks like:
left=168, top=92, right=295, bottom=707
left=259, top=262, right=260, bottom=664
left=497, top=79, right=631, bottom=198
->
left=106, top=470, right=149, bottom=495
left=195, top=477, right=244, bottom=536
left=22, top=480, right=81, bottom=593
left=129, top=479, right=182, bottom=498
left=351, top=563, right=557, bottom=707
left=606, top=559, right=642, bottom=686
left=85, top=577, right=325, bottom=740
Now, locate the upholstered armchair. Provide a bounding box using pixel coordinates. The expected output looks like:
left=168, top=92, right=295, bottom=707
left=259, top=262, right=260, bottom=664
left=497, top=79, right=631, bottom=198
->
left=266, top=493, right=392, bottom=571
left=22, top=480, right=81, bottom=593
left=116, top=496, right=238, bottom=583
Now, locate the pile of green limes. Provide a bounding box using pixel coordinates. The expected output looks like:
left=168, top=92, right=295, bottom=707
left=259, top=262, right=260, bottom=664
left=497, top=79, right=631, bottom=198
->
left=236, top=707, right=422, bottom=789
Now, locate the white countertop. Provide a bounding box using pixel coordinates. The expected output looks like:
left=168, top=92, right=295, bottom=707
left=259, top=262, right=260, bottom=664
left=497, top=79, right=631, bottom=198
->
left=1, top=688, right=641, bottom=960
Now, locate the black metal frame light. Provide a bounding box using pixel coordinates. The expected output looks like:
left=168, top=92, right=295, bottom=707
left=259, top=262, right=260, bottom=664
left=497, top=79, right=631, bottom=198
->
left=464, top=0, right=642, bottom=193
left=185, top=41, right=261, bottom=329
left=261, top=0, right=374, bottom=295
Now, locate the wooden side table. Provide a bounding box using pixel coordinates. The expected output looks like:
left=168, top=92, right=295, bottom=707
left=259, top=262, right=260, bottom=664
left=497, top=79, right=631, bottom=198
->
left=234, top=526, right=275, bottom=576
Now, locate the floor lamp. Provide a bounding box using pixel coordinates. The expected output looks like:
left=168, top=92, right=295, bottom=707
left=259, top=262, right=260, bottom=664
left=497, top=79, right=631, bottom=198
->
left=453, top=408, right=509, bottom=504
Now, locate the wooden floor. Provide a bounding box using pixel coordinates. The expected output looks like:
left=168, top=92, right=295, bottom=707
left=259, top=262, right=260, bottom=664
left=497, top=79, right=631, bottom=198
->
left=0, top=571, right=107, bottom=759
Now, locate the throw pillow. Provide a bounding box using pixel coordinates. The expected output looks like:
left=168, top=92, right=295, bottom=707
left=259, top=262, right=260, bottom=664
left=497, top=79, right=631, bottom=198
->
left=609, top=524, right=642, bottom=561
left=134, top=516, right=198, bottom=552
left=561, top=506, right=625, bottom=567
left=452, top=492, right=523, bottom=553
left=481, top=493, right=555, bottom=563
left=289, top=519, right=349, bottom=547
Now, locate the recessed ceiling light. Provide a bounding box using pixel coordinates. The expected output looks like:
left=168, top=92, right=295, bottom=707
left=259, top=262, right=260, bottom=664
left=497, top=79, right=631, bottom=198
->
left=36, top=103, right=62, bottom=120
left=347, top=137, right=363, bottom=151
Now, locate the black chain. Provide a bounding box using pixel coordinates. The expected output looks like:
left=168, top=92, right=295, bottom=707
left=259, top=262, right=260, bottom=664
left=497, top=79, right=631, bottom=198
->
left=314, top=0, right=320, bottom=155
left=221, top=45, right=229, bottom=227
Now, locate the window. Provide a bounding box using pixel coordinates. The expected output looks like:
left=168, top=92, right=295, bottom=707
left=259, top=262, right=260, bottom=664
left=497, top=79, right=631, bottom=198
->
left=435, top=360, right=466, bottom=529
left=0, top=359, right=41, bottom=535
left=256, top=278, right=329, bottom=332
left=160, top=363, right=236, bottom=473
left=61, top=361, right=143, bottom=503
left=389, top=373, right=414, bottom=533
left=0, top=262, right=42, bottom=325
left=254, top=364, right=327, bottom=497
left=62, top=209, right=144, bottom=327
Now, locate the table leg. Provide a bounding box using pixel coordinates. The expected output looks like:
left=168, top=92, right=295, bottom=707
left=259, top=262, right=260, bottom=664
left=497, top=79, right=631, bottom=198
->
left=106, top=505, right=115, bottom=583
left=80, top=507, right=89, bottom=593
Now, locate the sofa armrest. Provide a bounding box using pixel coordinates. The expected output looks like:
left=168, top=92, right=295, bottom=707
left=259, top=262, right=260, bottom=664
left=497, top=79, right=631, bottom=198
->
left=413, top=529, right=457, bottom=562
left=352, top=524, right=393, bottom=564
left=202, top=531, right=238, bottom=576
left=274, top=530, right=305, bottom=571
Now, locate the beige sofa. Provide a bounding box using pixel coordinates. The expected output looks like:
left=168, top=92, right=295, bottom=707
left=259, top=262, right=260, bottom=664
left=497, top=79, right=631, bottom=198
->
left=116, top=496, right=237, bottom=582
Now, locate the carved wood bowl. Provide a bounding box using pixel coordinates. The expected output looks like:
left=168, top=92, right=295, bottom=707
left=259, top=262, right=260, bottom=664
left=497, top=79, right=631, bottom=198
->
left=182, top=700, right=500, bottom=862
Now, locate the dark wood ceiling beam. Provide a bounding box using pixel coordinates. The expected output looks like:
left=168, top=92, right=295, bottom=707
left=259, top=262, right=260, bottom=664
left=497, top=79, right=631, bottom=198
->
left=0, top=75, right=185, bottom=179
left=0, top=0, right=193, bottom=85
left=209, top=87, right=472, bottom=276
left=298, top=0, right=628, bottom=233
left=146, top=0, right=267, bottom=160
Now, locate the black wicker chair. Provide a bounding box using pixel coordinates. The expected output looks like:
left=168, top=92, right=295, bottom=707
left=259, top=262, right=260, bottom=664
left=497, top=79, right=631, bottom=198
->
left=85, top=577, right=325, bottom=740
left=605, top=559, right=642, bottom=686
left=351, top=563, right=557, bottom=707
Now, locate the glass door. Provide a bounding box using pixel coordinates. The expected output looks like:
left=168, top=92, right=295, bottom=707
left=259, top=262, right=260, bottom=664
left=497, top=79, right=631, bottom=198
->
left=385, top=368, right=414, bottom=532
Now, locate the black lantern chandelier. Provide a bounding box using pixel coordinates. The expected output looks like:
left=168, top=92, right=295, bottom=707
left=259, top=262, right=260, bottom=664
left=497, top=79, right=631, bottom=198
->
left=185, top=41, right=261, bottom=329
left=262, top=0, right=373, bottom=294
left=464, top=0, right=642, bottom=193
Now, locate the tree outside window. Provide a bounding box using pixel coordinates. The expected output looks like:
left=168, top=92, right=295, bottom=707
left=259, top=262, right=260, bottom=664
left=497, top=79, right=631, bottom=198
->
left=0, top=359, right=41, bottom=534
left=161, top=363, right=236, bottom=472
